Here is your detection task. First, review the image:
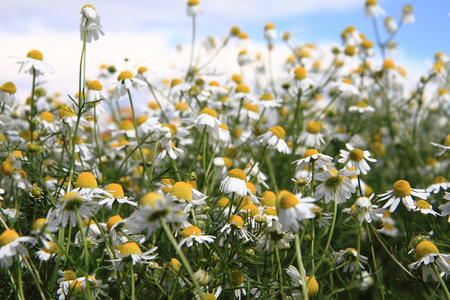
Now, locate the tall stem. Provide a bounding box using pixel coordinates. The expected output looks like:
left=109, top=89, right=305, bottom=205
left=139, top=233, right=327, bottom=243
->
left=295, top=232, right=309, bottom=300
left=186, top=15, right=197, bottom=81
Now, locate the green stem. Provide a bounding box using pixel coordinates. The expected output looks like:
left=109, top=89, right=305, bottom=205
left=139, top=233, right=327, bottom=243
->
left=295, top=232, right=309, bottom=300
left=365, top=223, right=385, bottom=300
left=323, top=189, right=338, bottom=254
left=30, top=68, right=37, bottom=143
left=186, top=15, right=197, bottom=81
left=131, top=262, right=136, bottom=300
left=433, top=263, right=450, bottom=299
left=275, top=244, right=286, bottom=300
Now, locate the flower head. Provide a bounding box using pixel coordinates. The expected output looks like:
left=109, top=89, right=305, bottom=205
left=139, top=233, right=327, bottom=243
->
left=15, top=50, right=54, bottom=77
left=80, top=4, right=104, bottom=42
left=378, top=180, right=429, bottom=212
left=338, top=143, right=377, bottom=175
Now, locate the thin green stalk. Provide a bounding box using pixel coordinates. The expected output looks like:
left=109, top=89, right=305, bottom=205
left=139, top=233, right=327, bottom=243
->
left=185, top=128, right=206, bottom=181
left=75, top=209, right=90, bottom=272
left=186, top=15, right=197, bottom=81
left=130, top=262, right=136, bottom=300
left=323, top=189, right=338, bottom=254
left=433, top=263, right=450, bottom=299
left=15, top=259, right=25, bottom=300
left=295, top=232, right=309, bottom=300
left=365, top=223, right=385, bottom=300
left=275, top=244, right=286, bottom=300
left=30, top=68, right=37, bottom=143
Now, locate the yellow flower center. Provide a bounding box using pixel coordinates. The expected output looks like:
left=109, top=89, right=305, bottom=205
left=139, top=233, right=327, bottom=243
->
left=324, top=172, right=343, bottom=190
left=27, top=50, right=43, bottom=61
left=306, top=121, right=321, bottom=134
left=231, top=270, right=244, bottom=286
left=344, top=45, right=356, bottom=56
left=137, top=66, right=148, bottom=74
left=170, top=182, right=193, bottom=201
left=263, top=207, right=277, bottom=216
left=228, top=168, right=246, bottom=181
left=175, top=102, right=189, bottom=111
left=415, top=200, right=431, bottom=210
left=433, top=176, right=447, bottom=184
left=106, top=183, right=125, bottom=199
left=361, top=39, right=374, bottom=49
left=1, top=161, right=15, bottom=176
left=218, top=197, right=230, bottom=207
left=231, top=74, right=242, bottom=84
left=306, top=276, right=319, bottom=298
left=303, top=149, right=319, bottom=158
left=415, top=241, right=438, bottom=259
left=107, top=215, right=123, bottom=231
left=32, top=218, right=47, bottom=231
left=120, top=242, right=141, bottom=256
left=149, top=102, right=159, bottom=110
left=187, top=0, right=199, bottom=6
left=349, top=148, right=364, bottom=161
left=87, top=80, right=103, bottom=91
left=170, top=258, right=182, bottom=271
left=393, top=180, right=411, bottom=197
left=19, top=130, right=38, bottom=141
left=260, top=93, right=274, bottom=101
left=242, top=203, right=260, bottom=216
left=43, top=242, right=59, bottom=254
left=228, top=215, right=244, bottom=227
left=0, top=229, right=20, bottom=247
left=118, top=119, right=134, bottom=130
left=265, top=22, right=275, bottom=30
left=81, top=219, right=95, bottom=227
left=117, top=71, right=133, bottom=81
left=75, top=172, right=98, bottom=189
left=1, top=82, right=17, bottom=94
left=403, top=4, right=413, bottom=14
left=63, top=270, right=77, bottom=281
left=181, top=225, right=201, bottom=238
left=279, top=192, right=299, bottom=209
left=366, top=0, right=377, bottom=6
left=219, top=123, right=229, bottom=131
left=40, top=111, right=55, bottom=123
left=382, top=59, right=396, bottom=70
left=444, top=134, right=450, bottom=147
left=141, top=192, right=166, bottom=208
left=58, top=106, right=77, bottom=119
left=199, top=107, right=218, bottom=118
left=209, top=81, right=220, bottom=87
left=235, top=84, right=250, bottom=94
left=63, top=192, right=84, bottom=211
left=260, top=191, right=276, bottom=207
left=342, top=78, right=352, bottom=85
left=230, top=26, right=241, bottom=36
left=82, top=4, right=96, bottom=10
left=355, top=100, right=369, bottom=108
left=269, top=126, right=286, bottom=139
left=244, top=103, right=258, bottom=112
left=171, top=78, right=183, bottom=87
left=294, top=67, right=307, bottom=80
left=204, top=294, right=217, bottom=300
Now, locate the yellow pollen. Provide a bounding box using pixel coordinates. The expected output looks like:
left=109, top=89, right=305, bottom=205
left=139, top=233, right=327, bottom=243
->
left=444, top=134, right=450, bottom=147
left=58, top=106, right=77, bottom=119
left=75, top=172, right=98, bottom=189
left=137, top=66, right=148, bottom=74
left=87, top=80, right=103, bottom=91
left=260, top=93, right=274, bottom=101
left=120, top=242, right=141, bottom=256
left=199, top=107, right=218, bottom=118
left=306, top=121, right=321, bottom=134
left=63, top=270, right=77, bottom=281
left=233, top=128, right=243, bottom=138
left=239, top=32, right=249, bottom=39
left=382, top=59, right=396, bottom=70
left=27, top=50, right=43, bottom=61
left=415, top=241, right=438, bottom=260
left=415, top=200, right=431, bottom=210
left=265, top=22, right=275, bottom=30
left=231, top=270, right=244, bottom=286
left=0, top=229, right=20, bottom=247
left=181, top=225, right=201, bottom=238
left=366, top=0, right=377, bottom=6
left=141, top=192, right=166, bottom=208
left=1, top=161, right=14, bottom=176
left=294, top=67, right=307, bottom=80
left=303, top=149, right=319, bottom=158
left=81, top=219, right=95, bottom=227
left=32, top=218, right=47, bottom=231
left=260, top=191, right=276, bottom=207
left=228, top=215, right=244, bottom=227
left=342, top=78, right=352, bottom=85
left=279, top=192, right=299, bottom=209
left=393, top=180, right=411, bottom=197
left=230, top=26, right=241, bottom=36
left=246, top=182, right=256, bottom=195
left=135, top=115, right=147, bottom=126
left=171, top=78, right=183, bottom=87
left=344, top=45, right=357, bottom=56
left=244, top=103, right=258, bottom=112
left=235, top=84, right=250, bottom=94
left=204, top=293, right=217, bottom=300
left=223, top=157, right=233, bottom=169
left=356, top=100, right=369, bottom=108
left=209, top=81, right=220, bottom=87
left=118, top=119, right=134, bottom=130
left=349, top=148, right=364, bottom=161
left=175, top=102, right=189, bottom=111
left=1, top=82, right=17, bottom=94
left=242, top=203, right=260, bottom=216
left=231, top=74, right=242, bottom=84
left=269, top=126, right=286, bottom=139
left=433, top=176, right=447, bottom=184
left=43, top=242, right=59, bottom=254
left=82, top=4, right=95, bottom=10
left=218, top=197, right=230, bottom=207
left=40, top=111, right=55, bottom=123
left=361, top=39, right=374, bottom=49
left=187, top=0, right=199, bottom=6
left=106, top=183, right=125, bottom=199
left=219, top=123, right=229, bottom=131
left=149, top=102, right=159, bottom=110
left=170, top=258, right=182, bottom=271
left=439, top=88, right=448, bottom=96
left=263, top=207, right=277, bottom=216
left=117, top=71, right=133, bottom=81
left=170, top=182, right=193, bottom=201
left=107, top=215, right=123, bottom=231
left=228, top=168, right=246, bottom=181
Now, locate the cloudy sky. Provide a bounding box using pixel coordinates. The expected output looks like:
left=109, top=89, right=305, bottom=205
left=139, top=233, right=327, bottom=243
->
left=1, top=0, right=448, bottom=100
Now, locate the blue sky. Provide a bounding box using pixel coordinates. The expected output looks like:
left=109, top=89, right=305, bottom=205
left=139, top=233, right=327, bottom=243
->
left=1, top=0, right=448, bottom=98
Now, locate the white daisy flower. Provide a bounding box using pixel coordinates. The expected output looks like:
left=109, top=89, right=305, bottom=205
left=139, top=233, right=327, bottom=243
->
left=315, top=169, right=357, bottom=204
left=293, top=67, right=314, bottom=90
left=408, top=241, right=450, bottom=282
left=264, top=23, right=277, bottom=40
left=233, top=84, right=258, bottom=103
left=0, top=229, right=35, bottom=267
left=14, top=50, right=54, bottom=77
left=439, top=193, right=450, bottom=222
left=413, top=200, right=439, bottom=216
left=86, top=80, right=108, bottom=103
left=255, top=93, right=282, bottom=108
left=338, top=143, right=377, bottom=175
left=219, top=215, right=252, bottom=242
left=108, top=242, right=158, bottom=272
left=259, top=125, right=290, bottom=154
left=384, top=17, right=398, bottom=34
left=285, top=265, right=319, bottom=298
left=187, top=0, right=203, bottom=16
left=168, top=181, right=207, bottom=207
left=348, top=100, right=375, bottom=113
left=111, top=71, right=146, bottom=101
left=297, top=121, right=325, bottom=148
left=220, top=168, right=248, bottom=198
left=345, top=195, right=385, bottom=224
left=378, top=180, right=429, bottom=212
left=50, top=191, right=98, bottom=228
left=331, top=78, right=360, bottom=97
left=364, top=0, right=385, bottom=17
left=401, top=4, right=415, bottom=24
left=276, top=191, right=316, bottom=232
left=178, top=225, right=215, bottom=248
left=80, top=4, right=104, bottom=42
left=292, top=148, right=333, bottom=172
left=39, top=111, right=59, bottom=133
left=190, top=107, right=222, bottom=139
left=0, top=82, right=19, bottom=107
left=35, top=241, right=60, bottom=262
left=334, top=248, right=369, bottom=273
left=57, top=274, right=108, bottom=300
left=99, top=183, right=137, bottom=208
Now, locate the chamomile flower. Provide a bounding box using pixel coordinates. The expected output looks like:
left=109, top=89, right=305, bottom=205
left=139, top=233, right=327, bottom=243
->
left=15, top=50, right=54, bottom=77
left=293, top=67, right=314, bottom=90
left=334, top=248, right=369, bottom=273
left=0, top=229, right=35, bottom=267
left=264, top=22, right=277, bottom=40
left=220, top=168, right=248, bottom=198
left=315, top=169, right=357, bottom=204
left=348, top=100, right=375, bottom=113
left=346, top=195, right=385, bottom=223
left=233, top=84, right=258, bottom=103
left=401, top=4, right=415, bottom=24
left=255, top=93, right=282, bottom=108
left=413, top=200, right=439, bottom=216
left=99, top=183, right=137, bottom=208
left=190, top=107, right=222, bottom=139
left=332, top=78, right=360, bottom=97
left=384, top=17, right=398, bottom=34
left=57, top=274, right=107, bottom=300
left=259, top=125, right=290, bottom=154
left=338, top=143, right=377, bottom=175
left=108, top=242, right=158, bottom=272
left=285, top=265, right=319, bottom=298
left=72, top=172, right=109, bottom=198
left=178, top=225, right=215, bottom=248
left=378, top=180, right=429, bottom=212
left=364, top=0, right=385, bottom=17
left=80, top=4, right=104, bottom=42
left=86, top=80, right=108, bottom=103
left=187, top=0, right=203, bottom=16
left=276, top=192, right=316, bottom=232
left=51, top=192, right=98, bottom=228
left=0, top=82, right=19, bottom=107
left=298, top=121, right=325, bottom=148
left=219, top=215, right=252, bottom=241
left=408, top=241, right=450, bottom=281
left=111, top=71, right=146, bottom=101
left=35, top=241, right=60, bottom=262
left=292, top=148, right=333, bottom=171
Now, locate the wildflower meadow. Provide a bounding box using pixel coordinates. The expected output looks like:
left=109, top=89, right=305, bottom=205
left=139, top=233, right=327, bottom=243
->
left=2, top=1, right=450, bottom=299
